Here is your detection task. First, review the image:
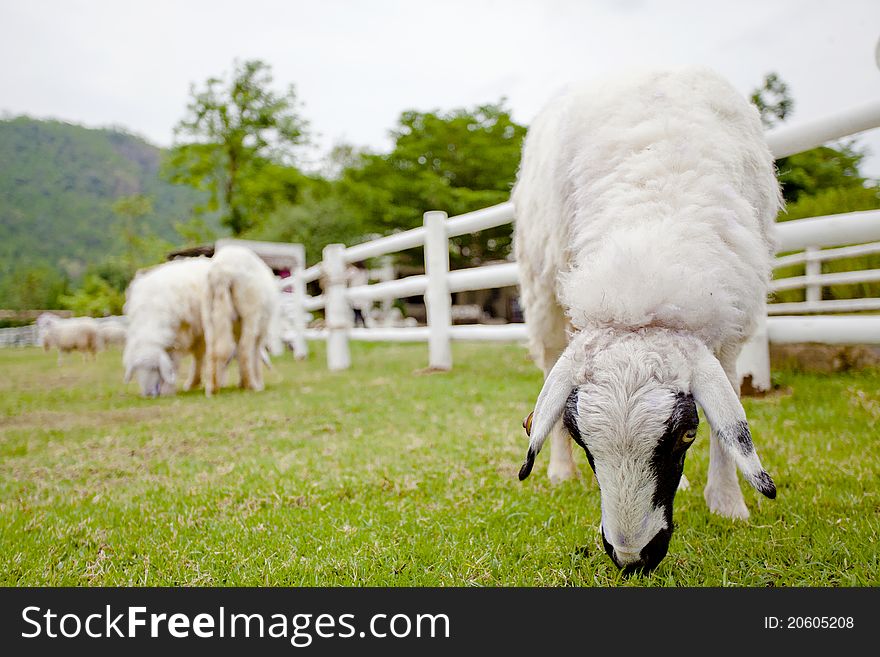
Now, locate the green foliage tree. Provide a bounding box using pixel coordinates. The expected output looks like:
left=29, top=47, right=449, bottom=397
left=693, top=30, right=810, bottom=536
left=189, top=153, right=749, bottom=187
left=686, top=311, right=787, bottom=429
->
left=175, top=216, right=219, bottom=248
left=751, top=73, right=880, bottom=303
left=751, top=72, right=794, bottom=128
left=252, top=102, right=526, bottom=267
left=164, top=60, right=309, bottom=235
left=0, top=265, right=69, bottom=312
left=776, top=143, right=872, bottom=206
left=0, top=118, right=213, bottom=309
left=57, top=195, right=175, bottom=317
left=340, top=102, right=526, bottom=266
left=113, top=194, right=153, bottom=274
left=59, top=273, right=126, bottom=317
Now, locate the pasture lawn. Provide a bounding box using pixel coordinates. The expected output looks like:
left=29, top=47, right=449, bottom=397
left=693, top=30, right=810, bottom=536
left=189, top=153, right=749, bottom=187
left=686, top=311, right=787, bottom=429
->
left=0, top=342, right=877, bottom=587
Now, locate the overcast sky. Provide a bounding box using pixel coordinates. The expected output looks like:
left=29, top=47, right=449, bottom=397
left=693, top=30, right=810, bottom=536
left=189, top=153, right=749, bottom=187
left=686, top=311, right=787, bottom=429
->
left=2, top=0, right=879, bottom=174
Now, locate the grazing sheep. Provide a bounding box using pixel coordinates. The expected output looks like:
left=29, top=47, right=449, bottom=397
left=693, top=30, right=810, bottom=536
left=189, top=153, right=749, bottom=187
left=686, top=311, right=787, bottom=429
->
left=123, top=257, right=211, bottom=397
left=202, top=245, right=282, bottom=396
left=512, top=68, right=781, bottom=572
left=40, top=315, right=101, bottom=364
left=98, top=321, right=127, bottom=348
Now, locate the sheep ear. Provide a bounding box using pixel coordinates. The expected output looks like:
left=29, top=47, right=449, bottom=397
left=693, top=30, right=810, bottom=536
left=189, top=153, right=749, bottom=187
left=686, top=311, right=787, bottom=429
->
left=158, top=352, right=176, bottom=385
left=518, top=351, right=575, bottom=481
left=690, top=346, right=776, bottom=499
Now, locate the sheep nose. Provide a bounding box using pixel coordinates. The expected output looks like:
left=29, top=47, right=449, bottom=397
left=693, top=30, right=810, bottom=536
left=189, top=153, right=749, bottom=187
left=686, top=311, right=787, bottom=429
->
left=602, top=525, right=672, bottom=574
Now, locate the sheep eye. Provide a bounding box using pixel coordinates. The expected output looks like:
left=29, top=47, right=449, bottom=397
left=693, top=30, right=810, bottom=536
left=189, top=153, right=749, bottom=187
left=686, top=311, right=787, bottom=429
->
left=681, top=429, right=697, bottom=444
left=523, top=412, right=534, bottom=436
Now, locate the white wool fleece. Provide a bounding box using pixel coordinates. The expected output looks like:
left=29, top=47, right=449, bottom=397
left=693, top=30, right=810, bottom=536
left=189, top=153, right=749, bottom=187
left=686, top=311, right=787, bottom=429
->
left=123, top=257, right=212, bottom=386
left=514, top=67, right=781, bottom=354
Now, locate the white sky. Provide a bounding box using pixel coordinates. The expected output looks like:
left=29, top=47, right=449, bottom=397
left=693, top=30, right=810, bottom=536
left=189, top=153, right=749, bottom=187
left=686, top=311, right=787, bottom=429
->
left=1, top=0, right=879, bottom=174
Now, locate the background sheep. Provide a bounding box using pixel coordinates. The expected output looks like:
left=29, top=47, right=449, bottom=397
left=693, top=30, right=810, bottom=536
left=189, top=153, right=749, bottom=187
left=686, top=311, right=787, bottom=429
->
left=513, top=68, right=781, bottom=573
left=39, top=315, right=101, bottom=364
left=123, top=257, right=211, bottom=397
left=98, top=321, right=127, bottom=349
left=202, top=245, right=282, bottom=396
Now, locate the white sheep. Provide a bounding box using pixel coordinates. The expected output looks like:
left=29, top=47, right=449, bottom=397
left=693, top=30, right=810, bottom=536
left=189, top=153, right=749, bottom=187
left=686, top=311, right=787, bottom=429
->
left=123, top=257, right=211, bottom=397
left=39, top=315, right=101, bottom=364
left=512, top=68, right=781, bottom=573
left=98, top=321, right=127, bottom=348
left=202, top=245, right=282, bottom=396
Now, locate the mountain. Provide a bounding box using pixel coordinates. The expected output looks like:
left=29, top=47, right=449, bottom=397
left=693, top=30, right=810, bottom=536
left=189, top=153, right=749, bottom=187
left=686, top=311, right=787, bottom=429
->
left=0, top=116, right=218, bottom=307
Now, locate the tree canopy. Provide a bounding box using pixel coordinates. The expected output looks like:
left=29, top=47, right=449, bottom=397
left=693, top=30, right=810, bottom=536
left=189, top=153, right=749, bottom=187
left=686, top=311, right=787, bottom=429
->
left=252, top=102, right=526, bottom=266
left=164, top=59, right=309, bottom=235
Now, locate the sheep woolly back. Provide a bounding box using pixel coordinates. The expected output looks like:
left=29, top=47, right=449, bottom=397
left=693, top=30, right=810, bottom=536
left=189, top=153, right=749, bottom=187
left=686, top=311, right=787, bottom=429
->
left=207, top=245, right=283, bottom=356
left=123, top=257, right=212, bottom=365
left=43, top=317, right=100, bottom=350
left=513, top=68, right=781, bottom=351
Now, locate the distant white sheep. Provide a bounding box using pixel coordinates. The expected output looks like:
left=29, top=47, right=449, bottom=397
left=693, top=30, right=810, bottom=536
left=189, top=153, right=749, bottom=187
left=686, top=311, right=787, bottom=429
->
left=123, top=257, right=211, bottom=397
left=98, top=321, right=127, bottom=348
left=39, top=314, right=101, bottom=364
left=512, top=68, right=781, bottom=572
left=202, top=245, right=282, bottom=396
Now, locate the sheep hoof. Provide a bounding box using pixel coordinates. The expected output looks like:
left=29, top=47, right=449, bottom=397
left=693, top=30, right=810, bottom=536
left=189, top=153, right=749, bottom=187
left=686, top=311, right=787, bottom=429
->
left=704, top=486, right=750, bottom=520
left=547, top=462, right=579, bottom=485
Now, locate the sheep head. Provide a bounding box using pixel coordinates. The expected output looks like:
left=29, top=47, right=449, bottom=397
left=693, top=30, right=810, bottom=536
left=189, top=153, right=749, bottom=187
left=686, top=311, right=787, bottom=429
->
left=123, top=344, right=176, bottom=398
left=518, top=329, right=775, bottom=573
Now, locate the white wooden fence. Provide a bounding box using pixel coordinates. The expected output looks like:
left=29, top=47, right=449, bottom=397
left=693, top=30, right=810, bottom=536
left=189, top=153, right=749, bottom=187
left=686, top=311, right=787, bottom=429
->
left=283, top=99, right=880, bottom=391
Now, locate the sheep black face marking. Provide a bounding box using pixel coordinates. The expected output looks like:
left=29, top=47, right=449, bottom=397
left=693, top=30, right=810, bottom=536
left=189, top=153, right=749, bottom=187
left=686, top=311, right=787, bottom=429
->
left=563, top=389, right=595, bottom=473
left=568, top=390, right=699, bottom=573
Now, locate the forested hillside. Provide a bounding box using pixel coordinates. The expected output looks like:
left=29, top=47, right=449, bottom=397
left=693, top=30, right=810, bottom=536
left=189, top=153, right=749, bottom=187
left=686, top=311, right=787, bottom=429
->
left=0, top=117, right=215, bottom=308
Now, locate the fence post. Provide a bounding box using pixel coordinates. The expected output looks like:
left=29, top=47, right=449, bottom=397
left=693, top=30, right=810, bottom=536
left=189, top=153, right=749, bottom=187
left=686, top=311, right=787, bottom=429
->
left=288, top=244, right=309, bottom=361
left=424, top=210, right=452, bottom=370
left=378, top=255, right=395, bottom=322
left=323, top=243, right=351, bottom=371
left=735, top=301, right=772, bottom=394
left=805, top=246, right=821, bottom=304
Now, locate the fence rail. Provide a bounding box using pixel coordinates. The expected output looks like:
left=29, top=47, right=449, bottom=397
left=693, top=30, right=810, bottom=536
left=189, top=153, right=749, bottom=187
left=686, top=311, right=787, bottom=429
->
left=280, top=96, right=880, bottom=387
left=6, top=98, right=880, bottom=385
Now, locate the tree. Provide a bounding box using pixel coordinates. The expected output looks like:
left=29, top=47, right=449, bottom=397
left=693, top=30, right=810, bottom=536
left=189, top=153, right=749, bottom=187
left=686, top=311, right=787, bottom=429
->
left=340, top=102, right=526, bottom=266
left=252, top=102, right=526, bottom=267
left=0, top=265, right=69, bottom=311
left=776, top=143, right=872, bottom=205
left=112, top=194, right=153, bottom=274
left=59, top=273, right=125, bottom=316
left=164, top=60, right=308, bottom=235
left=751, top=72, right=793, bottom=128
left=750, top=73, right=880, bottom=303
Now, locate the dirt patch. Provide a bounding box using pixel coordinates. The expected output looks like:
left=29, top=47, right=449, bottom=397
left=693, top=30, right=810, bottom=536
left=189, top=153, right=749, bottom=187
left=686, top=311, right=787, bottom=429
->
left=770, top=343, right=880, bottom=374
left=0, top=406, right=163, bottom=432
left=740, top=376, right=792, bottom=399
left=413, top=366, right=451, bottom=375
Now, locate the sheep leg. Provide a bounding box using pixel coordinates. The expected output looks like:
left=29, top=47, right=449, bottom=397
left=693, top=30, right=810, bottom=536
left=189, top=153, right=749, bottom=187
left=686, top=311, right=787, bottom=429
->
left=207, top=340, right=233, bottom=396
left=186, top=343, right=205, bottom=391
left=704, top=343, right=749, bottom=519
left=237, top=319, right=262, bottom=391
left=250, top=341, right=264, bottom=390
left=204, top=286, right=235, bottom=397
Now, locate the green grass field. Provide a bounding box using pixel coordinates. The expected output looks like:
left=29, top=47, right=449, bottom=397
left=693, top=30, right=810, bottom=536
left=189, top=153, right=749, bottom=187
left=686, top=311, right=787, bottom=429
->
left=1, top=343, right=877, bottom=586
